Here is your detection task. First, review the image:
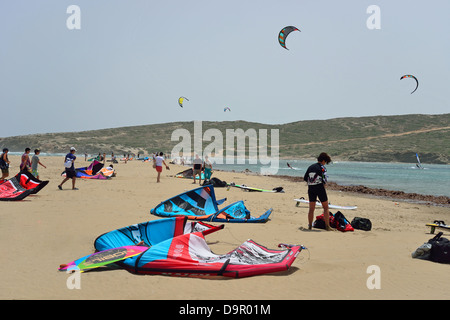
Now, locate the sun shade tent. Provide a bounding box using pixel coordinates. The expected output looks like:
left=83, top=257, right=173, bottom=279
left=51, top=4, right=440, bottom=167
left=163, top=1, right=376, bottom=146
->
left=150, top=185, right=272, bottom=223
left=94, top=217, right=303, bottom=278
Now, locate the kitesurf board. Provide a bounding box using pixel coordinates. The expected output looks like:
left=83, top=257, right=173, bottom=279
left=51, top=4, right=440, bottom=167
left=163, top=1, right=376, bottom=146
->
left=227, top=183, right=284, bottom=193
left=426, top=221, right=450, bottom=234
left=294, top=198, right=357, bottom=210
left=59, top=245, right=148, bottom=272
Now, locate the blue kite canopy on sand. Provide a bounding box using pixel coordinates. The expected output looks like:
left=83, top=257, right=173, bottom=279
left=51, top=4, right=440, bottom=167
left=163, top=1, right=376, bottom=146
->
left=150, top=185, right=272, bottom=223
left=93, top=216, right=303, bottom=278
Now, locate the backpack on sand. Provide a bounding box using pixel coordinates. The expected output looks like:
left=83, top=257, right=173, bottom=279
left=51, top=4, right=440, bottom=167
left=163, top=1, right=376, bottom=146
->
left=351, top=217, right=372, bottom=231
left=428, top=232, right=450, bottom=264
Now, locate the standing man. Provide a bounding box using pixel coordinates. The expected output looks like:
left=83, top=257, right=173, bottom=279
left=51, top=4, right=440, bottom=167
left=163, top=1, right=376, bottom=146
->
left=31, top=148, right=46, bottom=179
left=0, top=148, right=10, bottom=180
left=303, top=152, right=332, bottom=230
left=192, top=154, right=203, bottom=185
left=58, top=147, right=78, bottom=190
left=20, top=148, right=32, bottom=173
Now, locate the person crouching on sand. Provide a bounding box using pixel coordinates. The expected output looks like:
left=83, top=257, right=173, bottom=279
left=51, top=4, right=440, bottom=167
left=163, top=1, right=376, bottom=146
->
left=303, top=152, right=332, bottom=231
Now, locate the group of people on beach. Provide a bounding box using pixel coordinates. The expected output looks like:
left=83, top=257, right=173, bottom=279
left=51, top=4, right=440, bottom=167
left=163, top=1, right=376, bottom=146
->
left=1, top=146, right=79, bottom=190
left=2, top=145, right=333, bottom=230
left=1, top=147, right=47, bottom=181
left=151, top=152, right=213, bottom=184
left=192, top=154, right=213, bottom=185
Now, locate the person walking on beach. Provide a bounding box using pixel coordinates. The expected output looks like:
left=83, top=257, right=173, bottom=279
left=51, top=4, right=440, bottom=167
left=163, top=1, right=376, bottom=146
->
left=0, top=148, right=10, bottom=180
left=192, top=154, right=203, bottom=185
left=303, top=152, right=332, bottom=230
left=20, top=148, right=32, bottom=173
left=58, top=147, right=78, bottom=190
left=154, top=152, right=169, bottom=183
left=31, top=148, right=46, bottom=179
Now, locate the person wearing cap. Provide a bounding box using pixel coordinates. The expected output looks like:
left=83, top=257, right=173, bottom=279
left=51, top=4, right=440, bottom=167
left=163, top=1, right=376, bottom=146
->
left=31, top=148, right=46, bottom=179
left=58, top=147, right=78, bottom=190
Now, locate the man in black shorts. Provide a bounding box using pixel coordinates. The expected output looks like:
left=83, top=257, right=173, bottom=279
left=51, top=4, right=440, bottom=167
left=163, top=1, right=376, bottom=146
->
left=58, top=147, right=78, bottom=190
left=303, top=152, right=332, bottom=230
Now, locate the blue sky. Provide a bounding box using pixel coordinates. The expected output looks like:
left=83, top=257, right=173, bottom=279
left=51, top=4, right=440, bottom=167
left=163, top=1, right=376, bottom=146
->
left=1, top=0, right=449, bottom=137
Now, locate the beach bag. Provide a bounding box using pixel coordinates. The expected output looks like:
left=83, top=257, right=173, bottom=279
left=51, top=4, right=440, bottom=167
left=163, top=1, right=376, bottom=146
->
left=333, top=211, right=354, bottom=232
left=313, top=212, right=335, bottom=230
left=209, top=177, right=228, bottom=188
left=429, top=232, right=450, bottom=263
left=64, top=159, right=72, bottom=168
left=411, top=243, right=432, bottom=260
left=351, top=217, right=372, bottom=231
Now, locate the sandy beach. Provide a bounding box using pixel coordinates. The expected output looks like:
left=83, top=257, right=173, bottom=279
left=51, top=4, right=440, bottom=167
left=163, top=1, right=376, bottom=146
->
left=1, top=155, right=449, bottom=300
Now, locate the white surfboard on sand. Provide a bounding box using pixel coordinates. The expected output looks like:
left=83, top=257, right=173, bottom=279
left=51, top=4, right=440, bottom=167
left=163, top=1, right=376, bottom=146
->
left=294, top=198, right=357, bottom=210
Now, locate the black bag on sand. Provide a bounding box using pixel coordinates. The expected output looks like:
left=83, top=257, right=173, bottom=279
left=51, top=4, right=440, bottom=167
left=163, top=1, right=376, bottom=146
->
left=351, top=217, right=372, bottom=231
left=203, top=177, right=228, bottom=188
left=429, top=232, right=450, bottom=264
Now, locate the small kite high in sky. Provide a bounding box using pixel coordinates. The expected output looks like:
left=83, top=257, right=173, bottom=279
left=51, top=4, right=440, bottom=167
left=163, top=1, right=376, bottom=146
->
left=224, top=107, right=231, bottom=112
left=178, top=96, right=189, bottom=107
left=400, top=75, right=419, bottom=94
left=278, top=26, right=300, bottom=50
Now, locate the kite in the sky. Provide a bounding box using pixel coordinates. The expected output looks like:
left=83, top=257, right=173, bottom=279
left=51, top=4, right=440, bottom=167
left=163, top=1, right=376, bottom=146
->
left=400, top=75, right=419, bottom=94
left=178, top=96, right=189, bottom=107
left=224, top=107, right=231, bottom=112
left=278, top=26, right=300, bottom=50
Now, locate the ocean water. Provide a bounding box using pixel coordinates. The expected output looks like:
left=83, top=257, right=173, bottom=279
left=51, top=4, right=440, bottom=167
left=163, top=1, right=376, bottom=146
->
left=211, top=159, right=450, bottom=198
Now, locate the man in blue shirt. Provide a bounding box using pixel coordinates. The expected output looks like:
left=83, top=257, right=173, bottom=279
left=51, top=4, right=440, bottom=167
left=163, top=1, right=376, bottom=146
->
left=58, top=147, right=78, bottom=190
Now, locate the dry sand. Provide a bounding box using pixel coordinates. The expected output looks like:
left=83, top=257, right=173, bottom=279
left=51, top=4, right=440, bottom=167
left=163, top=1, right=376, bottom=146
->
left=1, top=155, right=449, bottom=300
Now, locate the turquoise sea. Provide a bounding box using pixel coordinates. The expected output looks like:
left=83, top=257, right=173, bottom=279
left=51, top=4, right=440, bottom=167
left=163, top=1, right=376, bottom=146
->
left=211, top=159, right=450, bottom=198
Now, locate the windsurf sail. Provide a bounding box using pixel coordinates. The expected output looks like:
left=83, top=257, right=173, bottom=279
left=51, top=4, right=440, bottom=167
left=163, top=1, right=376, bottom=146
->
left=150, top=185, right=272, bottom=223
left=415, top=153, right=424, bottom=169
left=94, top=217, right=303, bottom=278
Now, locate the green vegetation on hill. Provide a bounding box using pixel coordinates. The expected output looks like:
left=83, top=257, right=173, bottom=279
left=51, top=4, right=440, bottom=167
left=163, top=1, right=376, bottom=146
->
left=1, top=114, right=449, bottom=164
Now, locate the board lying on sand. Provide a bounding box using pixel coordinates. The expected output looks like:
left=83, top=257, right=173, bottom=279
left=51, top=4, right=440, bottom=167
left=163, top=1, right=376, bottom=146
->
left=58, top=245, right=148, bottom=272
left=294, top=197, right=357, bottom=210
left=227, top=182, right=284, bottom=193
left=426, top=221, right=450, bottom=234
